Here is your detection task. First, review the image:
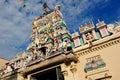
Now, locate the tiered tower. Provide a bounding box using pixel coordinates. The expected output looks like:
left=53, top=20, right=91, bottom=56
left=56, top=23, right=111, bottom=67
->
left=27, top=5, right=72, bottom=60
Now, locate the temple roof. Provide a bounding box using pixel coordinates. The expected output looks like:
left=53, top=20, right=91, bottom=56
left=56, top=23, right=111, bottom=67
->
left=71, top=32, right=80, bottom=38
left=96, top=20, right=106, bottom=28
left=80, top=23, right=94, bottom=33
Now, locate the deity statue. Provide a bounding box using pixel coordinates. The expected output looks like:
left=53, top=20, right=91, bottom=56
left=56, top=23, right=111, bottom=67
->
left=107, top=23, right=120, bottom=34
left=85, top=32, right=94, bottom=44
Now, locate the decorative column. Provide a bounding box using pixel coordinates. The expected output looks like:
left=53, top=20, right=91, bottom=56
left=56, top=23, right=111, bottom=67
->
left=82, top=33, right=86, bottom=43
left=70, top=62, right=77, bottom=80
left=96, top=20, right=109, bottom=37
left=17, top=73, right=25, bottom=80
left=92, top=30, right=97, bottom=39
left=61, top=64, right=68, bottom=80
left=71, top=32, right=81, bottom=47
left=27, top=75, right=31, bottom=80
left=62, top=70, right=68, bottom=80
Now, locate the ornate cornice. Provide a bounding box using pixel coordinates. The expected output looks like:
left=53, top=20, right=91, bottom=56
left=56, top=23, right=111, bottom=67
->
left=74, top=33, right=120, bottom=57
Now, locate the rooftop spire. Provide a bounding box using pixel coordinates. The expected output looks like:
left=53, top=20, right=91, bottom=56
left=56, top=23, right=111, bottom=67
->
left=89, top=21, right=91, bottom=23
left=74, top=29, right=76, bottom=33
left=42, top=2, right=51, bottom=15
left=115, top=21, right=120, bottom=26
left=98, top=19, right=100, bottom=22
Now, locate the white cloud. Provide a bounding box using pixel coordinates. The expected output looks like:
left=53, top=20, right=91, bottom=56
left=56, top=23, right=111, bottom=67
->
left=0, top=0, right=33, bottom=59
left=0, top=0, right=110, bottom=59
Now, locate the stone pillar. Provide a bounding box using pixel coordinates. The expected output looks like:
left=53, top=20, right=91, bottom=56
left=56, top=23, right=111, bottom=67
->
left=92, top=30, right=97, bottom=39
left=17, top=73, right=25, bottom=80
left=62, top=70, right=68, bottom=80
left=27, top=75, right=31, bottom=80
left=70, top=62, right=77, bottom=80
left=61, top=64, right=68, bottom=80
left=82, top=33, right=86, bottom=43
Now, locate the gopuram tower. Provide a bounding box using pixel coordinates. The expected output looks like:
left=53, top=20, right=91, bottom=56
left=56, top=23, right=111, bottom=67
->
left=22, top=4, right=76, bottom=80
left=27, top=4, right=73, bottom=60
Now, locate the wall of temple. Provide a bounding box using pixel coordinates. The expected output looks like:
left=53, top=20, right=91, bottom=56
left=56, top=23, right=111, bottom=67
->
left=0, top=58, right=9, bottom=69
left=61, top=32, right=120, bottom=80
left=1, top=4, right=120, bottom=80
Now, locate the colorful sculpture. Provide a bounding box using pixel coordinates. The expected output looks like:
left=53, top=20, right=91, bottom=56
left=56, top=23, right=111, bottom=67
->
left=71, top=32, right=81, bottom=47
left=107, top=22, right=120, bottom=34
left=79, top=22, right=97, bottom=45
left=27, top=5, right=72, bottom=60
left=96, top=20, right=109, bottom=37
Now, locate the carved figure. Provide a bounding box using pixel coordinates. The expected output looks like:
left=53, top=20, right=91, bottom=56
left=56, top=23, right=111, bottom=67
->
left=85, top=32, right=94, bottom=44
left=107, top=23, right=120, bottom=34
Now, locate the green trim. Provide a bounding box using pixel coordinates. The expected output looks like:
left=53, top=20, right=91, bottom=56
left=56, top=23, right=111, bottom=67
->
left=84, top=27, right=91, bottom=32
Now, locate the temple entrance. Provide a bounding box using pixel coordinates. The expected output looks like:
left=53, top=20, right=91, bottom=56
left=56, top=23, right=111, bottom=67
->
left=31, top=66, right=64, bottom=80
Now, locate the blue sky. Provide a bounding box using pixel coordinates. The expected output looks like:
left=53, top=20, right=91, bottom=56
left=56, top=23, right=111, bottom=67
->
left=0, top=0, right=120, bottom=60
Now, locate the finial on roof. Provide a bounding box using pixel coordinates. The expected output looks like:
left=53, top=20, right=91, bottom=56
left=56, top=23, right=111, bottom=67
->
left=74, top=29, right=76, bottom=33
left=92, top=21, right=94, bottom=25
left=79, top=27, right=81, bottom=33
left=98, top=19, right=100, bottom=22
left=55, top=4, right=61, bottom=10
left=85, top=23, right=87, bottom=25
left=115, top=21, right=120, bottom=26
left=42, top=2, right=51, bottom=14
left=89, top=21, right=91, bottom=23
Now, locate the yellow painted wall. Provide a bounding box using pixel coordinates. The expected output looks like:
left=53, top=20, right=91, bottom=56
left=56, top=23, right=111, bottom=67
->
left=0, top=57, right=9, bottom=69
left=62, top=33, right=120, bottom=80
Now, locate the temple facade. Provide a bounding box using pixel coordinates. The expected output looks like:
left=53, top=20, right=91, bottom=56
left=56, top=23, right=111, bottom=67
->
left=0, top=5, right=120, bottom=80
left=0, top=58, right=9, bottom=79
